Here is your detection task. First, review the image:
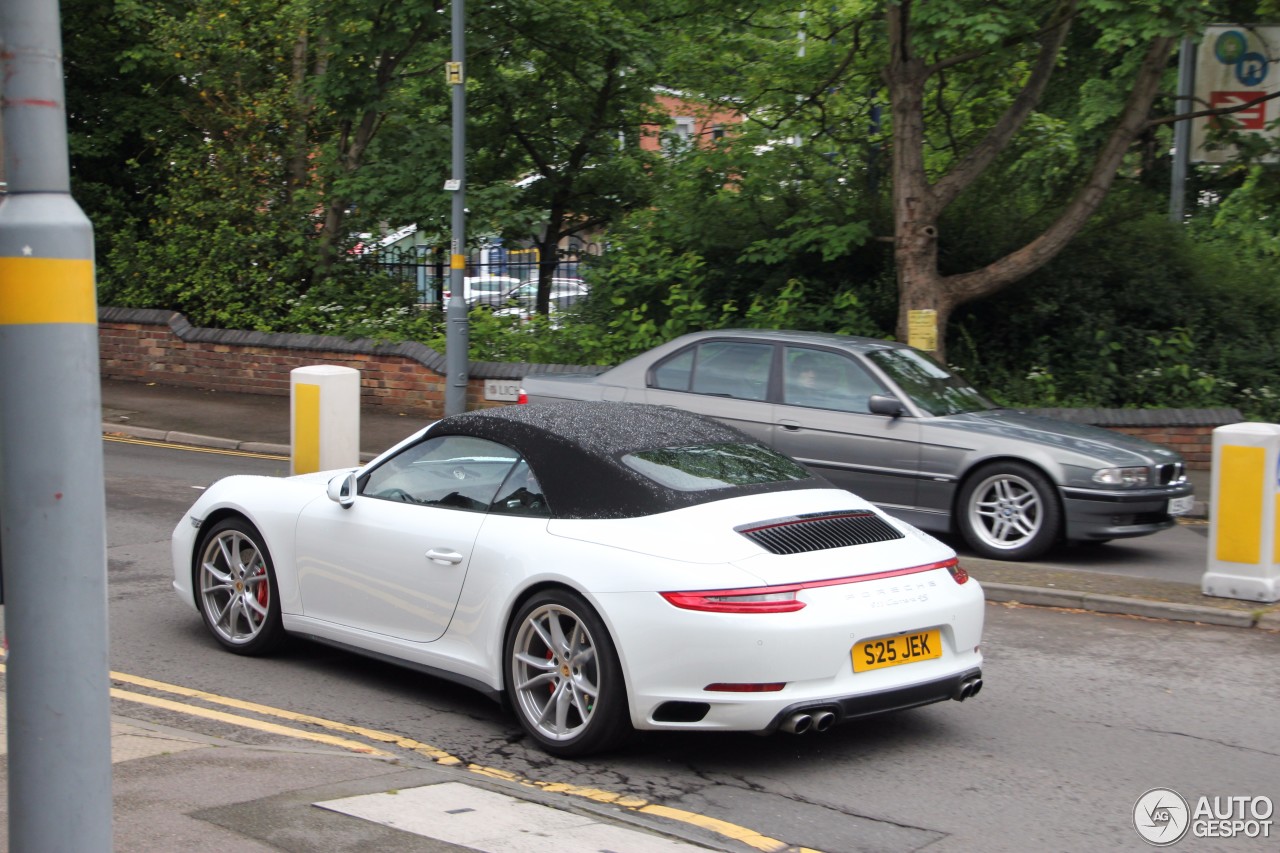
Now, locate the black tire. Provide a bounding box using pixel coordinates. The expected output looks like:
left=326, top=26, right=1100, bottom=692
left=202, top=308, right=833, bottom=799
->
left=193, top=518, right=285, bottom=655
left=504, top=589, right=631, bottom=757
left=956, top=461, right=1062, bottom=561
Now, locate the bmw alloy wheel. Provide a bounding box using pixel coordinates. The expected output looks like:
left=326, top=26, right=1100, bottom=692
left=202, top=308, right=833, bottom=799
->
left=959, top=462, right=1061, bottom=561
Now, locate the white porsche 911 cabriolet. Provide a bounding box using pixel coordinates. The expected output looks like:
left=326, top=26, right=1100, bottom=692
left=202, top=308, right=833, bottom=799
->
left=173, top=401, right=985, bottom=756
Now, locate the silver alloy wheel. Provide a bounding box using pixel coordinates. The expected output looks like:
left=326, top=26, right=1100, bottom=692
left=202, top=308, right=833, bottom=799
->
left=966, top=470, right=1044, bottom=552
left=198, top=527, right=273, bottom=646
left=510, top=603, right=600, bottom=742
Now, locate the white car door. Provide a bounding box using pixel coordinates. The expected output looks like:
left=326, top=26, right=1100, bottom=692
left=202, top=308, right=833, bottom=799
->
left=294, top=436, right=518, bottom=643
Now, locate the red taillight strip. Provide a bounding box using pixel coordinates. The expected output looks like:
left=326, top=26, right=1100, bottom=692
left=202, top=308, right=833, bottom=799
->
left=660, top=587, right=806, bottom=613
left=660, top=557, right=965, bottom=613
left=798, top=557, right=961, bottom=590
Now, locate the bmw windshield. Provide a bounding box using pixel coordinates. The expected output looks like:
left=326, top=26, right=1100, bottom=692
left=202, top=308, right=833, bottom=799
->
left=866, top=348, right=993, bottom=416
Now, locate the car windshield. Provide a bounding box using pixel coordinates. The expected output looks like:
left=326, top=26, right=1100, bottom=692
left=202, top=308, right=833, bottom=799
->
left=866, top=348, right=993, bottom=416
left=622, top=442, right=811, bottom=492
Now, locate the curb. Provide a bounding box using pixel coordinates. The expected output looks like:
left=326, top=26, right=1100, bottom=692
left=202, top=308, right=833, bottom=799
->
left=104, top=425, right=377, bottom=462
left=982, top=583, right=1273, bottom=630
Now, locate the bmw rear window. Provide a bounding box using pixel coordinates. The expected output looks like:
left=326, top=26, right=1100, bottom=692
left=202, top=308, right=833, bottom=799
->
left=622, top=443, right=810, bottom=492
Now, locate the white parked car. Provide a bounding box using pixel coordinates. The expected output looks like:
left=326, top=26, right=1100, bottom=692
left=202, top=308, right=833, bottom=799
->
left=172, top=402, right=985, bottom=756
left=443, top=275, right=520, bottom=308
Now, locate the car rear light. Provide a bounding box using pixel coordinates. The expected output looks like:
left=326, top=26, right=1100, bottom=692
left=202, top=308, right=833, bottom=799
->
left=704, top=682, right=787, bottom=692
left=517, top=388, right=528, bottom=404
left=660, top=586, right=805, bottom=613
left=661, top=558, right=966, bottom=612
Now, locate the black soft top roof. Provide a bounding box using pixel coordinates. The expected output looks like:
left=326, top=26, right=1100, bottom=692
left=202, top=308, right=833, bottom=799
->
left=426, top=401, right=820, bottom=519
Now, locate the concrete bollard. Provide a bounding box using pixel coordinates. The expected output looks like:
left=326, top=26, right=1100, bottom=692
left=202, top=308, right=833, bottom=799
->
left=291, top=366, right=361, bottom=475
left=1203, top=422, right=1280, bottom=602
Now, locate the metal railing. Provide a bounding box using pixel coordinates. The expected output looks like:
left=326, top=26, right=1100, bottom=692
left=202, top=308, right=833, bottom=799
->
left=351, top=240, right=599, bottom=308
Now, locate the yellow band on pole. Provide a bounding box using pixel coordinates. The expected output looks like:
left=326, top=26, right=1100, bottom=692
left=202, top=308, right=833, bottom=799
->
left=0, top=257, right=96, bottom=325
left=451, top=254, right=466, bottom=270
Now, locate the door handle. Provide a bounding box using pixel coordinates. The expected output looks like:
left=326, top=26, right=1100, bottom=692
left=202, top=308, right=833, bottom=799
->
left=426, top=549, right=463, bottom=566
left=778, top=419, right=801, bottom=431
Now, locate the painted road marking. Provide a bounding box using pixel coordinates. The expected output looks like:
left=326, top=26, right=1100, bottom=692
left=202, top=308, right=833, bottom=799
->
left=0, top=692, right=207, bottom=764
left=318, top=782, right=705, bottom=852
left=5, top=655, right=818, bottom=849
left=101, top=671, right=821, bottom=851
left=103, top=434, right=287, bottom=460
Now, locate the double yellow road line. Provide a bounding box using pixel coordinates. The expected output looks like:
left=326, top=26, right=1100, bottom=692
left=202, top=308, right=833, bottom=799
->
left=0, top=665, right=820, bottom=853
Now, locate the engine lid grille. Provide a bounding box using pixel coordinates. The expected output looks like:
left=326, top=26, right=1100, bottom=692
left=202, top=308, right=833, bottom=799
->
left=736, top=510, right=905, bottom=555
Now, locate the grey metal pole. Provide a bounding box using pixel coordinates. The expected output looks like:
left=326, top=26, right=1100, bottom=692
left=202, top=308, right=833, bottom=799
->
left=0, top=0, right=114, bottom=850
left=1170, top=36, right=1195, bottom=223
left=444, top=0, right=469, bottom=416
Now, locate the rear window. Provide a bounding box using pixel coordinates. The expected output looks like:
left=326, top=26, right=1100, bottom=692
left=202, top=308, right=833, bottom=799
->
left=622, top=443, right=810, bottom=492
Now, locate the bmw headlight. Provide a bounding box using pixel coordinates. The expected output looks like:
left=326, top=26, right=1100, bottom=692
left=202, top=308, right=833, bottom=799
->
left=1092, top=466, right=1149, bottom=487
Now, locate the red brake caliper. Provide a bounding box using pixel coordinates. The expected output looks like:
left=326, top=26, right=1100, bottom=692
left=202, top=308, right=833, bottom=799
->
left=254, top=567, right=269, bottom=607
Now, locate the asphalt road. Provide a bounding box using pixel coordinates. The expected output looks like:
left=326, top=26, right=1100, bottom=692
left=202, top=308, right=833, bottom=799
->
left=103, top=438, right=1280, bottom=852
left=949, top=518, right=1211, bottom=585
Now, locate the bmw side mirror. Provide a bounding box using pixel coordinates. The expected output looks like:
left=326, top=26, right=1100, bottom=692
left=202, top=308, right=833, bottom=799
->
left=327, top=471, right=358, bottom=508
left=869, top=395, right=905, bottom=418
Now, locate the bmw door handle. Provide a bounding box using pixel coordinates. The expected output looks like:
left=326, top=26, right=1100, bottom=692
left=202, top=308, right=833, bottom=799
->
left=426, top=549, right=464, bottom=566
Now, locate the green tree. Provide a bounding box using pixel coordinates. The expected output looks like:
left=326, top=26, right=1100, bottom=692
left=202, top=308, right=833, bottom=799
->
left=465, top=0, right=718, bottom=314
left=94, top=0, right=461, bottom=325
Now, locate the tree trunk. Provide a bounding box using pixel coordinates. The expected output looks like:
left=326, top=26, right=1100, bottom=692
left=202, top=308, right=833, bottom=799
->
left=884, top=2, right=1173, bottom=364
left=535, top=204, right=568, bottom=316
left=887, top=2, right=950, bottom=356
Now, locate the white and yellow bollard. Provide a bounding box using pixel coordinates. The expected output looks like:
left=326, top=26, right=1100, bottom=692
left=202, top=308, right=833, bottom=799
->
left=1203, top=422, right=1280, bottom=602
left=290, top=366, right=361, bottom=475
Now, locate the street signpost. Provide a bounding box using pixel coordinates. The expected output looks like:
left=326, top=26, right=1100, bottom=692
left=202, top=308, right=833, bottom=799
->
left=444, top=0, right=469, bottom=417
left=0, top=0, right=114, bottom=849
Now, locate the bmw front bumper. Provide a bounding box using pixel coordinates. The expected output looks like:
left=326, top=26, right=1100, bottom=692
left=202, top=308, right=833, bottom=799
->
left=1060, top=482, right=1194, bottom=542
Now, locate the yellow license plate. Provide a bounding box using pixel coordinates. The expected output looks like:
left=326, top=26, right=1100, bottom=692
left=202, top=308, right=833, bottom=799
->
left=853, top=629, right=942, bottom=673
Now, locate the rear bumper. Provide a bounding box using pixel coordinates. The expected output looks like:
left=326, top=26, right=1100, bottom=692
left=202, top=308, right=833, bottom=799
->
left=765, top=667, right=984, bottom=733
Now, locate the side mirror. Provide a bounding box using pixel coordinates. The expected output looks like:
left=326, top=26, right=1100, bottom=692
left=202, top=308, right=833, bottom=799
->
left=868, top=394, right=905, bottom=418
left=326, top=471, right=358, bottom=508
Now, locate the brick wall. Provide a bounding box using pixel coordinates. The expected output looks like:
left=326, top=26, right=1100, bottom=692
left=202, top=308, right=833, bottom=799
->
left=98, top=307, right=598, bottom=419
left=1028, top=409, right=1241, bottom=472
left=1107, top=426, right=1216, bottom=471
left=100, top=308, right=1237, bottom=468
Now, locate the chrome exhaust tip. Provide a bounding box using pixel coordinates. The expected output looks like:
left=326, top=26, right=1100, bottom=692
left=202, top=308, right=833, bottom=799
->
left=780, top=712, right=813, bottom=734
left=812, top=710, right=836, bottom=733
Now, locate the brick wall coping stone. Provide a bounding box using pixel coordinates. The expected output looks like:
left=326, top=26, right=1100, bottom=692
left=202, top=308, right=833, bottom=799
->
left=99, top=306, right=604, bottom=379
left=1028, top=407, right=1244, bottom=428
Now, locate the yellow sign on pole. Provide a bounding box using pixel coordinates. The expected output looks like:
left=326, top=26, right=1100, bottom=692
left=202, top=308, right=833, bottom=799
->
left=908, top=309, right=938, bottom=352
left=446, top=62, right=464, bottom=85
